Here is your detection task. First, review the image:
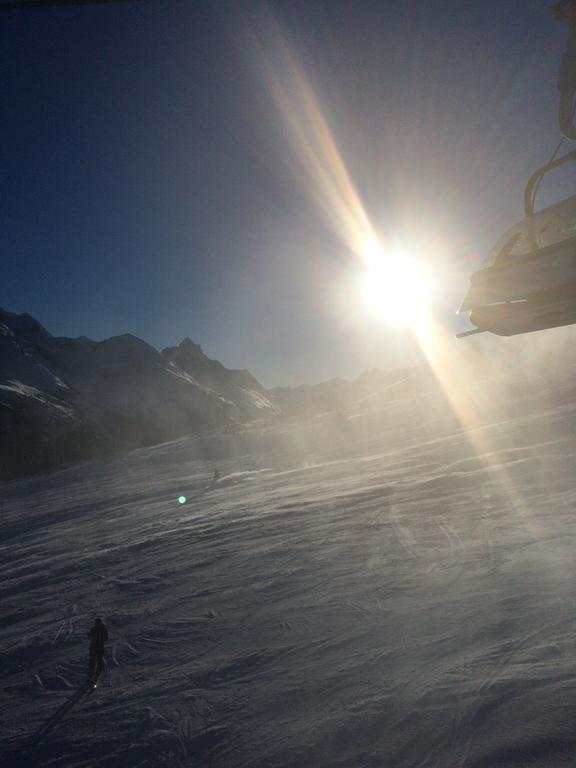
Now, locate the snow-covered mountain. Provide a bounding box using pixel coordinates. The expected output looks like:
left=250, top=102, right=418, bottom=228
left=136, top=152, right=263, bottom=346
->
left=5, top=305, right=576, bottom=485
left=3, top=327, right=576, bottom=767
left=162, top=338, right=277, bottom=420
left=0, top=308, right=274, bottom=481
left=269, top=367, right=428, bottom=420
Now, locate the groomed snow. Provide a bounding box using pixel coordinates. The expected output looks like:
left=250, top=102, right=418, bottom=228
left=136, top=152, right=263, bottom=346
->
left=2, top=391, right=576, bottom=767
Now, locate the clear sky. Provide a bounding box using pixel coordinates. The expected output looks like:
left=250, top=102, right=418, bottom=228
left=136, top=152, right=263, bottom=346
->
left=0, top=0, right=570, bottom=386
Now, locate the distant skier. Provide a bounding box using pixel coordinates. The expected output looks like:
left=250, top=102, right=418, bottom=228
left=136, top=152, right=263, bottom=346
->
left=87, top=617, right=108, bottom=680
left=210, top=468, right=220, bottom=489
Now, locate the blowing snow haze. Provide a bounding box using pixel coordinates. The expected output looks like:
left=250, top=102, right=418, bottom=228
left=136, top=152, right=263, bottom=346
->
left=0, top=306, right=279, bottom=480
left=4, top=0, right=576, bottom=766
left=4, top=310, right=576, bottom=765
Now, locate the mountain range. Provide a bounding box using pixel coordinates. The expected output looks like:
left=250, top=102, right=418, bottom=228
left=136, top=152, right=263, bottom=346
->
left=3, top=306, right=573, bottom=482
left=0, top=308, right=278, bottom=481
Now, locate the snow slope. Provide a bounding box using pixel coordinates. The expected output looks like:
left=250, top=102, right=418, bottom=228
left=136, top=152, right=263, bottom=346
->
left=0, top=308, right=262, bottom=480
left=2, top=363, right=576, bottom=767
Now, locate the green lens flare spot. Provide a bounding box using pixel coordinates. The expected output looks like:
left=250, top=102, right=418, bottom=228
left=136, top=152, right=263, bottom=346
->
left=178, top=496, right=186, bottom=504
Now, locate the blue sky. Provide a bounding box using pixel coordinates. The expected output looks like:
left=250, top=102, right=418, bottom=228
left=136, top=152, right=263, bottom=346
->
left=0, top=0, right=569, bottom=385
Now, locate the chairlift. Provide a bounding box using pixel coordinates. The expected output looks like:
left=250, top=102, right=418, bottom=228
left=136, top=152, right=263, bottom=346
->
left=458, top=2, right=576, bottom=337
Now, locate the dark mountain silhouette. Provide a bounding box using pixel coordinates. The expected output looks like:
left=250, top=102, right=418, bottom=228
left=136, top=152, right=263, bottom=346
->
left=162, top=338, right=277, bottom=420
left=0, top=308, right=270, bottom=480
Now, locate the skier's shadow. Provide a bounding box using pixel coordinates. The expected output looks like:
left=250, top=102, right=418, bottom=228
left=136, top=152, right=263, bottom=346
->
left=28, top=678, right=94, bottom=748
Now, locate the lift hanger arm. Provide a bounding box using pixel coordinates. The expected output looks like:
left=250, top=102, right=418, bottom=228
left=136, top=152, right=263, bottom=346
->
left=554, top=1, right=576, bottom=139
left=524, top=148, right=576, bottom=217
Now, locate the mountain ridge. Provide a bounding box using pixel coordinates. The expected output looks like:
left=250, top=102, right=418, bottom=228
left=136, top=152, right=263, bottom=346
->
left=4, top=306, right=560, bottom=482
left=0, top=307, right=274, bottom=481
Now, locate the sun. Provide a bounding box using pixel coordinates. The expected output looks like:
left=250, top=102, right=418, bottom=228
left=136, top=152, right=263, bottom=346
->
left=358, top=248, right=433, bottom=326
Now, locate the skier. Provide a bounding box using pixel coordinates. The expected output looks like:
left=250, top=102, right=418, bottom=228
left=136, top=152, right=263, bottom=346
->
left=87, top=617, right=108, bottom=680
left=210, top=468, right=220, bottom=489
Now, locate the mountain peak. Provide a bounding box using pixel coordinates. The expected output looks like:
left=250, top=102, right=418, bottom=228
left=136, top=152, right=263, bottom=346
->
left=179, top=337, right=204, bottom=353
left=0, top=307, right=52, bottom=341
left=162, top=337, right=273, bottom=415
left=162, top=337, right=210, bottom=365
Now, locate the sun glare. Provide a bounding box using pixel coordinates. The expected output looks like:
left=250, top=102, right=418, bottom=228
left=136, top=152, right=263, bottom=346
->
left=359, top=249, right=434, bottom=325
left=257, top=32, right=435, bottom=331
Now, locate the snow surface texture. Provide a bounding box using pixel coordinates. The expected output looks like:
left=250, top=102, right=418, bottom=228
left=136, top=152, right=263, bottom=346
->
left=2, top=362, right=576, bottom=766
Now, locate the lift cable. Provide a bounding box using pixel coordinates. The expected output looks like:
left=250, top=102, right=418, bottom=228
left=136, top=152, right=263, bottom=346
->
left=0, top=0, right=143, bottom=11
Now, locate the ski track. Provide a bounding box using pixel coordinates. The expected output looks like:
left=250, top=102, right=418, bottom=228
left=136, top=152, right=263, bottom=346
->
left=1, top=399, right=576, bottom=766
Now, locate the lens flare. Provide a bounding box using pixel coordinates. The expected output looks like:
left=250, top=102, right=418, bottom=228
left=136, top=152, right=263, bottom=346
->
left=178, top=496, right=186, bottom=505
left=255, top=28, right=436, bottom=331
left=251, top=19, right=544, bottom=546
left=359, top=249, right=434, bottom=324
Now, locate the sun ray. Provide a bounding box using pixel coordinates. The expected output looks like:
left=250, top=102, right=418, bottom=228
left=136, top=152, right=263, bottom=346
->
left=413, top=317, right=545, bottom=541
left=259, top=29, right=380, bottom=267
left=256, top=24, right=545, bottom=541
